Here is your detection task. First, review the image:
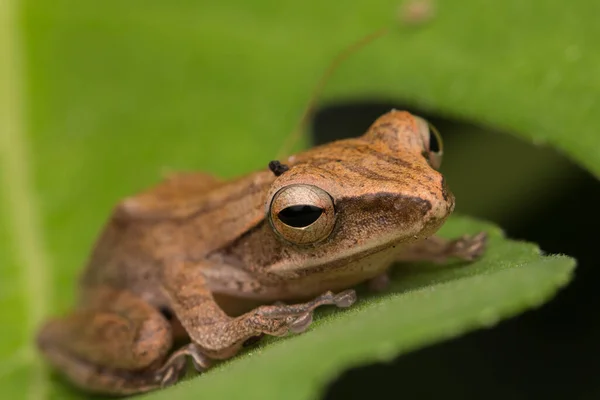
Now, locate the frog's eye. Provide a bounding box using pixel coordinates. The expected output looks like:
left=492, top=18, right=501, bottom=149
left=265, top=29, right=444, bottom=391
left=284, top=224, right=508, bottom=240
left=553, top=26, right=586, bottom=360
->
left=269, top=184, right=336, bottom=245
left=422, top=121, right=444, bottom=169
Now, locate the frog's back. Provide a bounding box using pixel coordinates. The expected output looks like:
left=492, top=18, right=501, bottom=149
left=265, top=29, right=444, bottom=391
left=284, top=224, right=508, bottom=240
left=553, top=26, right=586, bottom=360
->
left=78, top=170, right=276, bottom=304
left=79, top=172, right=225, bottom=301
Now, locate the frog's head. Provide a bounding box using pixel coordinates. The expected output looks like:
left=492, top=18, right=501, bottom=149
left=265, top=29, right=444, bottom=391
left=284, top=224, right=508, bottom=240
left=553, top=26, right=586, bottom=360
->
left=265, top=110, right=454, bottom=254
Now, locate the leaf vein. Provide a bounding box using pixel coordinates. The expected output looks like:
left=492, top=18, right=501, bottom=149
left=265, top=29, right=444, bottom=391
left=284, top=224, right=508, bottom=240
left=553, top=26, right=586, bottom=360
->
left=0, top=0, right=52, bottom=399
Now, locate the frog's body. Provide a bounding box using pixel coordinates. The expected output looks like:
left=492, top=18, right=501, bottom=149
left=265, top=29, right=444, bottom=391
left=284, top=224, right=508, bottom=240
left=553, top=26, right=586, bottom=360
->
left=37, top=111, right=486, bottom=395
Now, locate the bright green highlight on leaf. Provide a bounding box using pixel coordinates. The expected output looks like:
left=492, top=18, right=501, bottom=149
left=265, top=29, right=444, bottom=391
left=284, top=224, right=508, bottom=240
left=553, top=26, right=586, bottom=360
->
left=0, top=0, right=588, bottom=399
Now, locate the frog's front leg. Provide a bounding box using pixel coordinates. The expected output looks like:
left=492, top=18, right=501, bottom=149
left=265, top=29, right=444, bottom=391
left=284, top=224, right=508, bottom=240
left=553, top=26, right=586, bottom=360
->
left=164, top=268, right=356, bottom=359
left=368, top=232, right=488, bottom=291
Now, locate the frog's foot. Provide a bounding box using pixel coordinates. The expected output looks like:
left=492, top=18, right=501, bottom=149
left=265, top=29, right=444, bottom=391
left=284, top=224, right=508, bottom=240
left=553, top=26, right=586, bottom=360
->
left=251, top=289, right=357, bottom=334
left=157, top=343, right=211, bottom=388
left=447, top=232, right=488, bottom=261
left=395, top=231, right=488, bottom=264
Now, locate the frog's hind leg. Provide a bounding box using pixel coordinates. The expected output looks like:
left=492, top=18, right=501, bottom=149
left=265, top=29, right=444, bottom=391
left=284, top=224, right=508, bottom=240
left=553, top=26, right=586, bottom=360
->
left=36, top=288, right=193, bottom=395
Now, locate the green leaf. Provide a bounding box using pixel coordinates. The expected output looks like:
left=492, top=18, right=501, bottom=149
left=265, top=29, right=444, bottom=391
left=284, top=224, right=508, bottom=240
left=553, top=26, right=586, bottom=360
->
left=142, top=218, right=573, bottom=400
left=0, top=0, right=588, bottom=399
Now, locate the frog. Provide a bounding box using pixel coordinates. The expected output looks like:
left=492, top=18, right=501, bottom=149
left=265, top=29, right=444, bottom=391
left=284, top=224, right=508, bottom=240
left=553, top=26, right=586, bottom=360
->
left=36, top=110, right=487, bottom=395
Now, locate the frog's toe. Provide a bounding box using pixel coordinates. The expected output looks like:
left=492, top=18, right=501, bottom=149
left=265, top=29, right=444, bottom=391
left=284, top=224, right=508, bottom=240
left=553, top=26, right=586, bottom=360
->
left=454, top=231, right=488, bottom=261
left=158, top=361, right=187, bottom=388
left=333, top=289, right=357, bottom=308
left=289, top=312, right=313, bottom=333
left=158, top=343, right=211, bottom=388
left=288, top=290, right=356, bottom=333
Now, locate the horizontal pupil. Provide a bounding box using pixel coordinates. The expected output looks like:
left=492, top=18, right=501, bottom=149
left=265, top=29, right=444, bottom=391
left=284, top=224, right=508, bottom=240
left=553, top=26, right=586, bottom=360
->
left=278, top=205, right=323, bottom=228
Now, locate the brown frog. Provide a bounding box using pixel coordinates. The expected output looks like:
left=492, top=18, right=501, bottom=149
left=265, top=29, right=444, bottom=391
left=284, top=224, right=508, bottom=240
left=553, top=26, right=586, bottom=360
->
left=36, top=110, right=486, bottom=395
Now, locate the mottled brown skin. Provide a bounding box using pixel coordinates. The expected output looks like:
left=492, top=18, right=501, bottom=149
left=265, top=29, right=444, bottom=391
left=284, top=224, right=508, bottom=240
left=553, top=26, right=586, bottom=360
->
left=36, top=111, right=487, bottom=395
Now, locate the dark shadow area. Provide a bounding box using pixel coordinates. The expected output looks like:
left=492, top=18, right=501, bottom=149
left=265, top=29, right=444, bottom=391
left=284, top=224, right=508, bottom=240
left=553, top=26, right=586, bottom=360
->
left=315, top=102, right=600, bottom=400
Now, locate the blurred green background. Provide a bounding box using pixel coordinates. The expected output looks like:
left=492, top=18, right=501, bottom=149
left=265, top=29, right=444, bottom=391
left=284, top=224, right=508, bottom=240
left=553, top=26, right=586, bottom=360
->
left=1, top=0, right=598, bottom=399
